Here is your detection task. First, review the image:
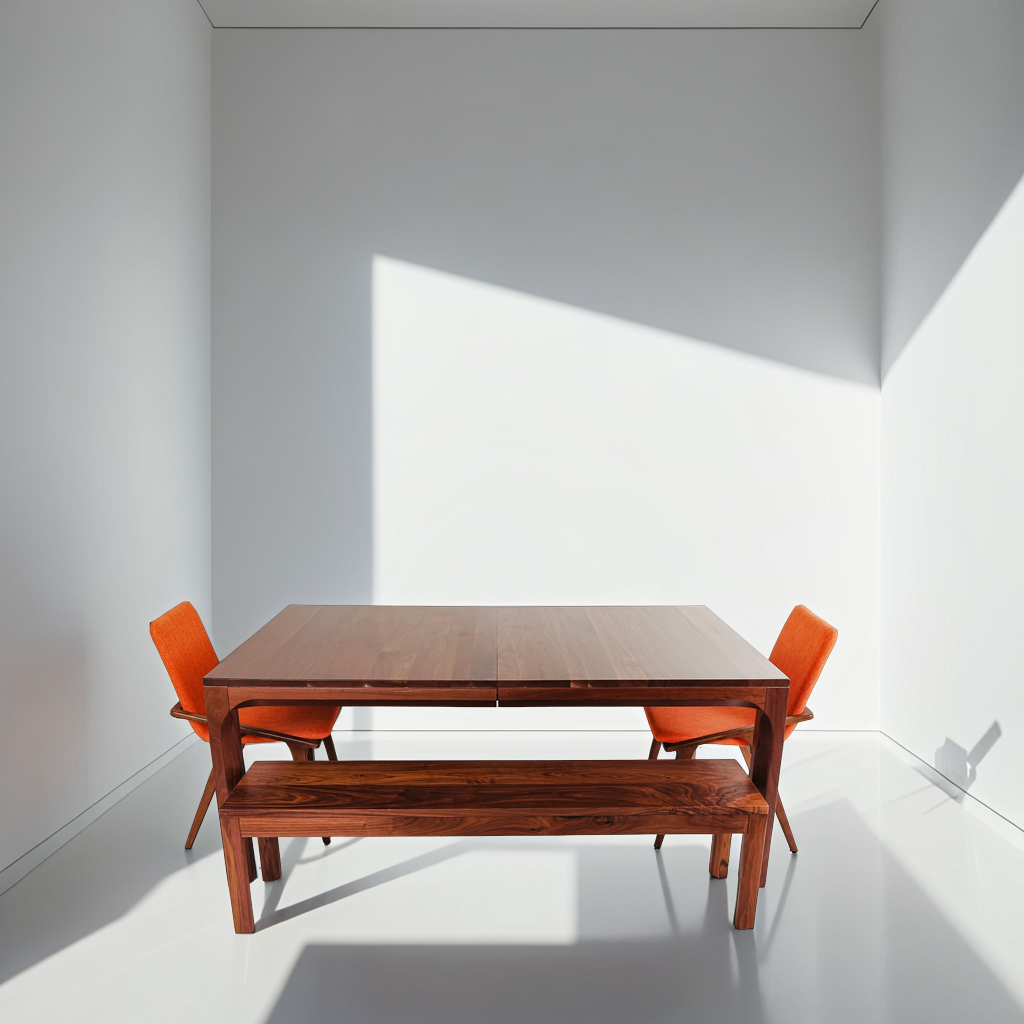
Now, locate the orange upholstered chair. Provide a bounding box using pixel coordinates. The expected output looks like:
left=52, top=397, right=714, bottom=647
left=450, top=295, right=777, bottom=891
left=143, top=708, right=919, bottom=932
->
left=646, top=604, right=837, bottom=857
left=151, top=601, right=342, bottom=848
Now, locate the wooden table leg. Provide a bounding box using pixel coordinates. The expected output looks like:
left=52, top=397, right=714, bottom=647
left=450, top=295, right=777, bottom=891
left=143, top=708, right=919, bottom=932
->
left=205, top=684, right=256, bottom=933
left=748, top=685, right=788, bottom=887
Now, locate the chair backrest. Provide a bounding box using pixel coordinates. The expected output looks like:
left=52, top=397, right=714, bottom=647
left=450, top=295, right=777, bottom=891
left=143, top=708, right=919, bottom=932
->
left=150, top=602, right=219, bottom=721
left=769, top=605, right=838, bottom=716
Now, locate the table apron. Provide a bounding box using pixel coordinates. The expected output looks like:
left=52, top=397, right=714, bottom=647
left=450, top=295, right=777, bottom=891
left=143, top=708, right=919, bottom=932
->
left=213, top=685, right=497, bottom=710
left=210, top=684, right=773, bottom=711
left=499, top=685, right=771, bottom=709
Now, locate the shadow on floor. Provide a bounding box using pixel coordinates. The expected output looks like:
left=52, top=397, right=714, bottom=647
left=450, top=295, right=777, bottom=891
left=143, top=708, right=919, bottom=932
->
left=0, top=740, right=220, bottom=986
left=265, top=936, right=766, bottom=1024
left=262, top=799, right=1024, bottom=1024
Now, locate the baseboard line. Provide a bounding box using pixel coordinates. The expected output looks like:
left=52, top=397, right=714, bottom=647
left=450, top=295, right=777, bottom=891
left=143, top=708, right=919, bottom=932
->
left=4, top=726, right=1020, bottom=898
left=877, top=730, right=1024, bottom=846
left=0, top=733, right=199, bottom=898
left=325, top=727, right=881, bottom=733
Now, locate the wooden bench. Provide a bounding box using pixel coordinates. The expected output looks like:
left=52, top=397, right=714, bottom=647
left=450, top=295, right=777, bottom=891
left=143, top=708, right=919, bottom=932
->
left=219, top=759, right=769, bottom=929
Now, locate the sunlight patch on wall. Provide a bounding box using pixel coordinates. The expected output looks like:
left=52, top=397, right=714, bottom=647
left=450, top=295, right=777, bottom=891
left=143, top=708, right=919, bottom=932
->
left=373, top=256, right=879, bottom=730
left=882, top=167, right=1024, bottom=830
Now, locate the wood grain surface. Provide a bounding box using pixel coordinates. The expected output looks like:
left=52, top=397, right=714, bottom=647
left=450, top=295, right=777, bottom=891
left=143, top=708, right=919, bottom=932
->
left=206, top=605, right=786, bottom=703
left=733, top=809, right=768, bottom=929
left=204, top=604, right=787, bottom=933
left=497, top=606, right=786, bottom=702
left=205, top=605, right=498, bottom=703
left=221, top=759, right=767, bottom=838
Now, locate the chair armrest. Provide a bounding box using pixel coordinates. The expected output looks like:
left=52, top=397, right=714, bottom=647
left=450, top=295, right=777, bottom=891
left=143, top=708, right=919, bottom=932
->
left=169, top=702, right=207, bottom=727
left=662, top=706, right=814, bottom=752
left=170, top=702, right=319, bottom=748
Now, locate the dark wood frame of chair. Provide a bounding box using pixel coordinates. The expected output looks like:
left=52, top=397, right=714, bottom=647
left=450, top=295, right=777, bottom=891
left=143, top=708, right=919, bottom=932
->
left=649, top=708, right=814, bottom=875
left=171, top=701, right=339, bottom=849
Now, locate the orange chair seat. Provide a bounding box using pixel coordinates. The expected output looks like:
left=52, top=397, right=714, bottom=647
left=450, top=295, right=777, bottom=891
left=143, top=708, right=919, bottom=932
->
left=644, top=705, right=800, bottom=747
left=188, top=703, right=340, bottom=744
left=152, top=601, right=343, bottom=851
left=646, top=606, right=837, bottom=750
left=646, top=705, right=752, bottom=746
left=151, top=601, right=341, bottom=746
left=647, top=708, right=806, bottom=749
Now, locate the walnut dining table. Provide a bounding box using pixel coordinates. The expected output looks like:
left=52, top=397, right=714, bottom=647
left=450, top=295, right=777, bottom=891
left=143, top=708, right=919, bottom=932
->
left=203, top=605, right=790, bottom=933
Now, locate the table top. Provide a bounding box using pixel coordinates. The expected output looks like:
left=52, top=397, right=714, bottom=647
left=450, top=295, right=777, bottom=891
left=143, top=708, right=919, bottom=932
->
left=205, top=605, right=787, bottom=705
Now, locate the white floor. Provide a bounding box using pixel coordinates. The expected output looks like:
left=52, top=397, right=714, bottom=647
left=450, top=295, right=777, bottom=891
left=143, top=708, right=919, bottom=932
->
left=1, top=731, right=1023, bottom=1023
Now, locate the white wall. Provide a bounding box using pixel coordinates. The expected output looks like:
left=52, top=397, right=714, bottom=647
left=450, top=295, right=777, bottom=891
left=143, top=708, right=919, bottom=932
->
left=879, top=0, right=1024, bottom=376
left=0, top=0, right=211, bottom=875
left=2, top=0, right=1017, bottom=877
left=374, top=258, right=880, bottom=730
left=879, top=0, right=1024, bottom=829
left=213, top=27, right=882, bottom=681
left=882, top=171, right=1024, bottom=829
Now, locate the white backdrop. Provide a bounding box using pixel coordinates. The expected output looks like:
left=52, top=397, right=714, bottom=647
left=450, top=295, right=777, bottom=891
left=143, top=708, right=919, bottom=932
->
left=212, top=26, right=881, bottom=660
left=371, top=257, right=880, bottom=730
left=882, top=171, right=1024, bottom=830
left=0, top=0, right=211, bottom=876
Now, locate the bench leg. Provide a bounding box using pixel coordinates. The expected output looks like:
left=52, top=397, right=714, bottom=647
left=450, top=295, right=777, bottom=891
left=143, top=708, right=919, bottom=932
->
left=220, top=816, right=255, bottom=934
left=710, top=833, right=732, bottom=878
left=258, top=837, right=282, bottom=882
left=733, top=812, right=767, bottom=930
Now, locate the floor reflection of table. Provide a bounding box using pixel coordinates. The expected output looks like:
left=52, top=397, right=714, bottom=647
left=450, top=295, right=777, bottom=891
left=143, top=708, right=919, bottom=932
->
left=204, top=605, right=789, bottom=933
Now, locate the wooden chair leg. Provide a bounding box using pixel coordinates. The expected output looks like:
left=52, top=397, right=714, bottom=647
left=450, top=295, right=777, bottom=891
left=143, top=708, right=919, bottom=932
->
left=740, top=745, right=797, bottom=853
left=654, top=746, right=696, bottom=850
left=287, top=742, right=332, bottom=845
left=774, top=793, right=798, bottom=853
left=648, top=738, right=661, bottom=760
left=185, top=768, right=217, bottom=849
left=324, top=734, right=338, bottom=761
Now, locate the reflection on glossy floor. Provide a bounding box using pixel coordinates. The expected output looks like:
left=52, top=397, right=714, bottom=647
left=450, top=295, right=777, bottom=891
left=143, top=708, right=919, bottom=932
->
left=1, top=732, right=1023, bottom=1023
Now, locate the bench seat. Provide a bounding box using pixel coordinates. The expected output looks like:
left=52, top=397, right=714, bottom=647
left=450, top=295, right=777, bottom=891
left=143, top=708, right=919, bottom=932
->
left=219, top=759, right=768, bottom=929
left=220, top=759, right=766, bottom=837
